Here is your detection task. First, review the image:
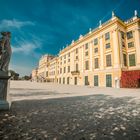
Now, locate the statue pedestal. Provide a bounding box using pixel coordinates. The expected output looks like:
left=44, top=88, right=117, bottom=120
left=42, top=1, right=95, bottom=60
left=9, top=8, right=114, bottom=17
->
left=0, top=71, right=11, bottom=110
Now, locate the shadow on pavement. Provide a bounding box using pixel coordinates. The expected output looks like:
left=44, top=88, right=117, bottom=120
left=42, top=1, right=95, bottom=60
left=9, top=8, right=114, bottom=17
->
left=0, top=94, right=140, bottom=140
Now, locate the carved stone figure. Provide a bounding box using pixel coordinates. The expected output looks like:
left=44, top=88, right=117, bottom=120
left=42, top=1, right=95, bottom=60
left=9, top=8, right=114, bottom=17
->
left=0, top=32, right=12, bottom=72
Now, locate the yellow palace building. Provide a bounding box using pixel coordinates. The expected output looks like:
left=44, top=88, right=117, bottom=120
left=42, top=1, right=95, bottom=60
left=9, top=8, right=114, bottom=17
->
left=32, top=11, right=140, bottom=88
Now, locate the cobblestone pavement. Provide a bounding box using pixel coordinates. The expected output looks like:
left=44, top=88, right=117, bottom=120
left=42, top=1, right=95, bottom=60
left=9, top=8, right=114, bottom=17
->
left=0, top=81, right=140, bottom=140
left=1, top=95, right=140, bottom=140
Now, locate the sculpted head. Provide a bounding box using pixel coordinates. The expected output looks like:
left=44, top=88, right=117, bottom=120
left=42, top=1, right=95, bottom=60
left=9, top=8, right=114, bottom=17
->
left=1, top=32, right=11, bottom=38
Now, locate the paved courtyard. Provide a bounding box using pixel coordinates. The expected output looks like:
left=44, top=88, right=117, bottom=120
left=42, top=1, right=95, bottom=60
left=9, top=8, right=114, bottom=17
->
left=0, top=81, right=140, bottom=140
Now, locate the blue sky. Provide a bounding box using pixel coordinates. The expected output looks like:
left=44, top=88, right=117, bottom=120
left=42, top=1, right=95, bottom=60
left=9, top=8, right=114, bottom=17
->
left=0, top=0, right=139, bottom=76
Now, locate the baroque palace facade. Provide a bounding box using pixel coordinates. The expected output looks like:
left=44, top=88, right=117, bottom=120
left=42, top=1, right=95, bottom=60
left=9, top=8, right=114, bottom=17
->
left=32, top=11, right=140, bottom=88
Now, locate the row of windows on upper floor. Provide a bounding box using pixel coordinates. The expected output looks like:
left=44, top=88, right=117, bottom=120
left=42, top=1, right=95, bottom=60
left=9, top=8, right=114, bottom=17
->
left=58, top=53, right=136, bottom=74
left=58, top=54, right=111, bottom=74
left=93, top=31, right=133, bottom=45
left=58, top=40, right=135, bottom=64
left=48, top=53, right=136, bottom=76
left=60, top=32, right=110, bottom=60
left=60, top=30, right=134, bottom=61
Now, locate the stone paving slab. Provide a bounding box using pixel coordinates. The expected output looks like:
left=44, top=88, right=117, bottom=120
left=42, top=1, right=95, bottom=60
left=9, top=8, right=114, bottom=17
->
left=9, top=81, right=140, bottom=102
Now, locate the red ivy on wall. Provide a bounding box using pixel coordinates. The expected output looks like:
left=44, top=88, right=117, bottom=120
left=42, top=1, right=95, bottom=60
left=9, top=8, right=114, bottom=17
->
left=121, top=70, right=140, bottom=88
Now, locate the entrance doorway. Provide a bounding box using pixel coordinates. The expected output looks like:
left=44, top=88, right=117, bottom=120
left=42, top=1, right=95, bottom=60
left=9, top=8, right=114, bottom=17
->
left=67, top=77, right=70, bottom=84
left=85, top=76, right=89, bottom=85
left=94, top=75, right=98, bottom=86
left=106, top=74, right=112, bottom=87
left=74, top=77, right=77, bottom=85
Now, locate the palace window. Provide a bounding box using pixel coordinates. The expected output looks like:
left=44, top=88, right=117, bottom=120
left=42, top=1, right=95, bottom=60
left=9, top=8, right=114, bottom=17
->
left=94, top=38, right=98, bottom=45
left=123, top=54, right=127, bottom=66
left=63, top=78, right=65, bottom=84
left=95, top=58, right=99, bottom=69
left=64, top=67, right=66, bottom=73
left=122, top=41, right=125, bottom=48
left=85, top=51, right=88, bottom=56
left=94, top=48, right=98, bottom=53
left=127, top=31, right=133, bottom=39
left=105, top=43, right=110, bottom=49
left=76, top=63, right=78, bottom=71
left=67, top=77, right=70, bottom=84
left=46, top=71, right=48, bottom=77
left=76, top=56, right=78, bottom=60
left=68, top=53, right=70, bottom=57
left=106, top=54, right=112, bottom=67
left=85, top=60, right=89, bottom=70
left=106, top=74, right=112, bottom=87
left=59, top=78, right=61, bottom=84
left=76, top=48, right=78, bottom=54
left=105, top=32, right=110, bottom=40
left=85, top=43, right=88, bottom=50
left=121, top=31, right=125, bottom=39
left=129, top=54, right=136, bottom=66
left=128, top=42, right=134, bottom=48
left=94, top=75, right=98, bottom=86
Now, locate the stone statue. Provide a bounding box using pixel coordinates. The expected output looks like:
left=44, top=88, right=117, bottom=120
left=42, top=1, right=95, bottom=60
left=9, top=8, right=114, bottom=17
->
left=0, top=32, right=12, bottom=72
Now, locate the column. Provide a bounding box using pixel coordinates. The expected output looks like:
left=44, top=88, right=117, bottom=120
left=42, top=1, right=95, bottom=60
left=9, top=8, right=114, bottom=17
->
left=81, top=46, right=84, bottom=72
left=90, top=42, right=93, bottom=71
left=71, top=50, right=75, bottom=71
left=134, top=28, right=140, bottom=66
left=112, top=29, right=121, bottom=68
left=99, top=35, right=104, bottom=70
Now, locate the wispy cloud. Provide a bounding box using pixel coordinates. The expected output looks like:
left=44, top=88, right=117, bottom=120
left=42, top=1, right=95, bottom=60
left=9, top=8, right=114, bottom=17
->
left=12, top=40, right=41, bottom=55
left=12, top=43, right=36, bottom=54
left=0, top=19, right=35, bottom=29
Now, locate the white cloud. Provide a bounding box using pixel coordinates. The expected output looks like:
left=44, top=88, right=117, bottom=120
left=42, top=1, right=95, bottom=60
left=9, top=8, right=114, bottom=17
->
left=12, top=42, right=37, bottom=54
left=0, top=19, right=35, bottom=29
left=10, top=39, right=41, bottom=76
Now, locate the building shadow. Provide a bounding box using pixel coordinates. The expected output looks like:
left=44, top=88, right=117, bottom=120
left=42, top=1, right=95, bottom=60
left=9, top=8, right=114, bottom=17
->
left=0, top=95, right=140, bottom=140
